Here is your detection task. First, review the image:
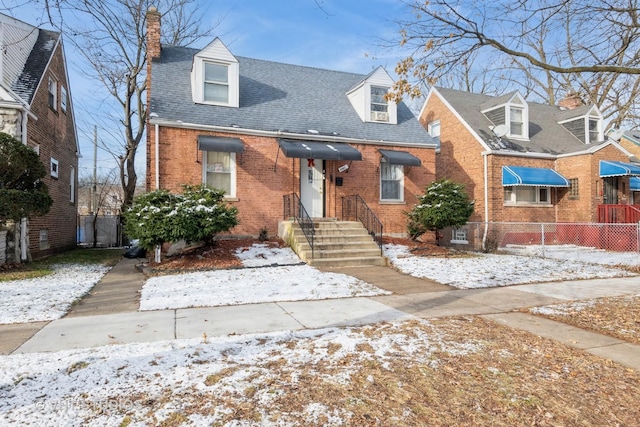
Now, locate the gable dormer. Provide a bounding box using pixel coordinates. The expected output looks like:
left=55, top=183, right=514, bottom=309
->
left=346, top=66, right=397, bottom=125
left=481, top=91, right=529, bottom=140
left=557, top=105, right=603, bottom=144
left=191, top=38, right=239, bottom=107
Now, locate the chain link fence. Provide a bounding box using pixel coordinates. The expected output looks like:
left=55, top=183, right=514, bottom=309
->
left=442, top=222, right=640, bottom=267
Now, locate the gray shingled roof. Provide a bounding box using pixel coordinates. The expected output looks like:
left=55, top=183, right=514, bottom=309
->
left=150, top=46, right=434, bottom=145
left=436, top=87, right=607, bottom=155
left=12, top=28, right=59, bottom=105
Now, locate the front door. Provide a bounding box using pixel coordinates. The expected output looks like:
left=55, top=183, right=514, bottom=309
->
left=603, top=177, right=618, bottom=204
left=300, top=159, right=324, bottom=217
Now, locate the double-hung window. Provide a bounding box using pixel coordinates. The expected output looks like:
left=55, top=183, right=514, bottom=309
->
left=510, top=107, right=524, bottom=137
left=588, top=119, right=599, bottom=143
left=380, top=162, right=403, bottom=201
left=370, top=86, right=389, bottom=122
left=60, top=86, right=68, bottom=112
left=203, top=151, right=236, bottom=197
left=48, top=77, right=57, bottom=110
left=204, top=62, right=229, bottom=104
left=504, top=186, right=550, bottom=205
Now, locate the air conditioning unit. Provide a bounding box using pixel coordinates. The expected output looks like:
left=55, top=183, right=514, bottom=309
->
left=372, top=111, right=389, bottom=122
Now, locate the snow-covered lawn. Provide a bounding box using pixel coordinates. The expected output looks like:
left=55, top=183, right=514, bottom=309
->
left=0, top=265, right=111, bottom=324
left=384, top=244, right=635, bottom=289
left=502, top=244, right=640, bottom=266
left=0, top=320, right=477, bottom=426
left=140, top=244, right=389, bottom=310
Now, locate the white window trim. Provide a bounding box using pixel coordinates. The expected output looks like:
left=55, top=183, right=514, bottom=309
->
left=192, top=57, right=239, bottom=107
left=60, top=85, right=68, bottom=112
left=380, top=161, right=404, bottom=202
left=586, top=117, right=601, bottom=144
left=202, top=151, right=237, bottom=198
left=451, top=227, right=468, bottom=244
left=504, top=185, right=552, bottom=206
left=48, top=77, right=57, bottom=110
left=508, top=105, right=528, bottom=139
left=369, top=85, right=390, bottom=122
left=50, top=158, right=59, bottom=178
left=428, top=120, right=440, bottom=138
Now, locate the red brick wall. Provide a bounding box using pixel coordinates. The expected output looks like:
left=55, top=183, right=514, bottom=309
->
left=420, top=92, right=486, bottom=222
left=420, top=90, right=635, bottom=225
left=147, top=125, right=436, bottom=237
left=26, top=42, right=79, bottom=259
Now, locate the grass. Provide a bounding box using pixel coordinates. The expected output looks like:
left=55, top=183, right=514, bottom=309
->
left=0, top=247, right=122, bottom=282
left=526, top=294, right=640, bottom=345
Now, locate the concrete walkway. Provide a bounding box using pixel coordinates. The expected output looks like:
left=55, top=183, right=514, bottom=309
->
left=4, top=258, right=640, bottom=370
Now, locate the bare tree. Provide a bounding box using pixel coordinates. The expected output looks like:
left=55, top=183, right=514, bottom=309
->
left=41, top=0, right=217, bottom=209
left=392, top=0, right=640, bottom=126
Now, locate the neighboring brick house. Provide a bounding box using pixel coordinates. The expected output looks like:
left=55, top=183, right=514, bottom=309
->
left=611, top=130, right=640, bottom=203
left=145, top=9, right=436, bottom=238
left=0, top=13, right=79, bottom=261
left=419, top=87, right=640, bottom=243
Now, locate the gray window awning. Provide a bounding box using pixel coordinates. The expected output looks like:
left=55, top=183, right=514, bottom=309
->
left=278, top=139, right=362, bottom=160
left=379, top=149, right=421, bottom=166
left=197, top=135, right=244, bottom=152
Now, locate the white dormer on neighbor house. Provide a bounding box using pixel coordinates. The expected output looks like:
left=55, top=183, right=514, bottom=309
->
left=480, top=91, right=529, bottom=140
left=346, top=66, right=397, bottom=125
left=557, top=104, right=603, bottom=144
left=191, top=38, right=239, bottom=107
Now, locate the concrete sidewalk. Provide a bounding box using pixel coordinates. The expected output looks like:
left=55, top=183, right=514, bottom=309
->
left=5, top=259, right=640, bottom=370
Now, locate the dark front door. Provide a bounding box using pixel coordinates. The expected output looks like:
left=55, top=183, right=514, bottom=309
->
left=603, top=177, right=618, bottom=204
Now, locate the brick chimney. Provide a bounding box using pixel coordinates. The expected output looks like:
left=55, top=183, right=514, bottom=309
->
left=559, top=92, right=584, bottom=110
left=146, top=7, right=161, bottom=61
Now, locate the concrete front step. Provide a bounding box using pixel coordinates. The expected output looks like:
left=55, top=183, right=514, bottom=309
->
left=279, top=219, right=387, bottom=268
left=308, top=256, right=388, bottom=268
left=293, top=228, right=373, bottom=237
left=291, top=232, right=375, bottom=243
left=299, top=248, right=383, bottom=259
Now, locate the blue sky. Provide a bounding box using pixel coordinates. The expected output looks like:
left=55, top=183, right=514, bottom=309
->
left=11, top=0, right=415, bottom=180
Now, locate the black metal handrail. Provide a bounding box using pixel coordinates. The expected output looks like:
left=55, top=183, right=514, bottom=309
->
left=283, top=193, right=315, bottom=258
left=341, top=194, right=383, bottom=255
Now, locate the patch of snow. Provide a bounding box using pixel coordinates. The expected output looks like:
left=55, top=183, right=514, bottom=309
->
left=0, top=320, right=480, bottom=425
left=384, top=244, right=634, bottom=289
left=0, top=264, right=111, bottom=324
left=140, top=265, right=390, bottom=311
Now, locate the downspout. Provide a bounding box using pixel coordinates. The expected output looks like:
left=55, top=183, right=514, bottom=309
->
left=20, top=109, right=28, bottom=261
left=154, top=122, right=161, bottom=263
left=155, top=123, right=160, bottom=190
left=482, top=152, right=489, bottom=251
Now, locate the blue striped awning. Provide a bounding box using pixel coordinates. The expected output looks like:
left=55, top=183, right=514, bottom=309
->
left=502, top=166, right=569, bottom=187
left=599, top=160, right=640, bottom=177
left=631, top=177, right=640, bottom=191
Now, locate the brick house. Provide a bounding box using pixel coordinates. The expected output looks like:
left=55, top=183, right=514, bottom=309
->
left=0, top=13, right=79, bottom=262
left=145, top=9, right=436, bottom=245
left=419, top=87, right=640, bottom=245
left=610, top=130, right=640, bottom=201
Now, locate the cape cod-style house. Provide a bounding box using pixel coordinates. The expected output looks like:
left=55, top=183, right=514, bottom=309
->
left=420, top=87, right=640, bottom=247
left=145, top=8, right=437, bottom=266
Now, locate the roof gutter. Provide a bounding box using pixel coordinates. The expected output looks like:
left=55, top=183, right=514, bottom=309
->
left=148, top=118, right=438, bottom=150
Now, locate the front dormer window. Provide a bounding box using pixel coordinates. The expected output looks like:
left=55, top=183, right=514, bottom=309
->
left=191, top=38, right=239, bottom=107
left=510, top=107, right=524, bottom=137
left=346, top=66, right=397, bottom=124
left=204, top=62, right=229, bottom=103
left=370, top=86, right=389, bottom=122
left=558, top=106, right=603, bottom=144
left=588, top=118, right=600, bottom=143
left=482, top=91, right=529, bottom=140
